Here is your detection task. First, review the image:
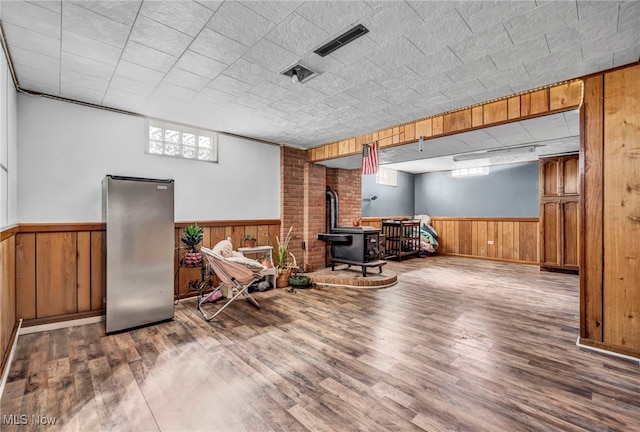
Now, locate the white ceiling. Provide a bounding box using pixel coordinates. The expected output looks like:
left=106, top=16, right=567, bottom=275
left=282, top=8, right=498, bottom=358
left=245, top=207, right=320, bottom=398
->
left=1, top=0, right=638, bottom=156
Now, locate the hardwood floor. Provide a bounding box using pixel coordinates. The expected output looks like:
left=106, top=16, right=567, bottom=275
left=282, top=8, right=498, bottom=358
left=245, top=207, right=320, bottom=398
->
left=2, top=256, right=640, bottom=431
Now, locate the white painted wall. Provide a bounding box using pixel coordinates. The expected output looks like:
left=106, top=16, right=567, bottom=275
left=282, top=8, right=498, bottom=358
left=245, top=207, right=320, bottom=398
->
left=17, top=95, right=280, bottom=223
left=0, top=47, right=18, bottom=229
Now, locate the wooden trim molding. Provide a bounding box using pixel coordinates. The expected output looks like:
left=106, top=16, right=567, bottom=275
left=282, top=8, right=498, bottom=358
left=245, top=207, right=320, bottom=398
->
left=431, top=217, right=539, bottom=223
left=307, top=80, right=583, bottom=163
left=174, top=219, right=281, bottom=228
left=14, top=219, right=281, bottom=232
left=18, top=222, right=106, bottom=232
left=0, top=225, right=18, bottom=241
left=578, top=337, right=640, bottom=361
left=0, top=322, right=20, bottom=382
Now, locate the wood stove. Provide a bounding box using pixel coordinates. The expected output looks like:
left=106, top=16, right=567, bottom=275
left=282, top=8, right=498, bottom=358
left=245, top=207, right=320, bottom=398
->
left=317, top=186, right=386, bottom=277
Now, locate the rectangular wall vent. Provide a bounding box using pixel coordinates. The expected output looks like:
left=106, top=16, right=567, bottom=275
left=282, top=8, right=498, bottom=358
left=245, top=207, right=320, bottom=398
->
left=314, top=24, right=369, bottom=57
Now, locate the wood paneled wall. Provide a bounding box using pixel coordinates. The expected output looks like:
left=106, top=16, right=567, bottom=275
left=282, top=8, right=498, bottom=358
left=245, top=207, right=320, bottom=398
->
left=580, top=63, right=640, bottom=358
left=174, top=220, right=281, bottom=298
left=430, top=218, right=539, bottom=264
left=12, top=220, right=281, bottom=324
left=307, top=81, right=582, bottom=163
left=1, top=228, right=18, bottom=378
left=362, top=217, right=539, bottom=264
left=16, top=224, right=106, bottom=323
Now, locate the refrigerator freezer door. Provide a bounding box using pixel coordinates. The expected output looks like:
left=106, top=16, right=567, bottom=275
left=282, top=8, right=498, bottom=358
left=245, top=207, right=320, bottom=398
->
left=104, top=176, right=175, bottom=333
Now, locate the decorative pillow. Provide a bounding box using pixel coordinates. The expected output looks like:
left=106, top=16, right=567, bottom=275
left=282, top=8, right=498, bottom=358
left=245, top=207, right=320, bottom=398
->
left=212, top=238, right=233, bottom=257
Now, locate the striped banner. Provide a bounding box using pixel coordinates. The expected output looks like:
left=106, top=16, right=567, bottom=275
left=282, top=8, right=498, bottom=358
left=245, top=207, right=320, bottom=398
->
left=361, top=140, right=379, bottom=175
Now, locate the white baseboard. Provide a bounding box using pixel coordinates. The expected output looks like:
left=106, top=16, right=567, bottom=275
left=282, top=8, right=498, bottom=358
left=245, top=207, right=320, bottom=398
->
left=19, top=315, right=105, bottom=335
left=576, top=337, right=640, bottom=364
left=0, top=319, right=22, bottom=399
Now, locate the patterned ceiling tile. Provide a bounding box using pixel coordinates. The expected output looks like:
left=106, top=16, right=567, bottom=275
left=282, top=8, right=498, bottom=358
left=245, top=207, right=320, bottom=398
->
left=220, top=58, right=271, bottom=86
left=61, top=29, right=122, bottom=66
left=3, top=22, right=60, bottom=57
left=153, top=82, right=198, bottom=101
left=61, top=51, right=115, bottom=80
left=189, top=28, right=249, bottom=65
left=206, top=1, right=275, bottom=47
left=503, top=0, right=579, bottom=45
left=174, top=50, right=227, bottom=80
left=449, top=23, right=514, bottom=64
left=3, top=0, right=638, bottom=151
left=139, top=0, right=213, bottom=37
left=129, top=15, right=193, bottom=57
left=1, top=0, right=61, bottom=37
left=295, top=1, right=372, bottom=36
left=114, top=60, right=165, bottom=87
left=163, top=68, right=211, bottom=92
left=120, top=40, right=178, bottom=73
left=242, top=1, right=303, bottom=24
left=207, top=74, right=253, bottom=97
left=11, top=46, right=60, bottom=74
left=62, top=2, right=132, bottom=48
left=265, top=13, right=328, bottom=56
left=68, top=0, right=141, bottom=26
left=242, top=39, right=298, bottom=73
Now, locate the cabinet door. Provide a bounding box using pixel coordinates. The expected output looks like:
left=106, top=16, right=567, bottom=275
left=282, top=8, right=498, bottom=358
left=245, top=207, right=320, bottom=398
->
left=541, top=202, right=560, bottom=267
left=541, top=159, right=560, bottom=197
left=540, top=155, right=579, bottom=197
left=562, top=201, right=579, bottom=268
left=562, top=157, right=579, bottom=195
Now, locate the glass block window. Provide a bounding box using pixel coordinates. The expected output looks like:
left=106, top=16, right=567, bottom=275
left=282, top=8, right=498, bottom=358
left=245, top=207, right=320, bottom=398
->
left=376, top=167, right=398, bottom=186
left=147, top=120, right=218, bottom=163
left=451, top=166, right=489, bottom=178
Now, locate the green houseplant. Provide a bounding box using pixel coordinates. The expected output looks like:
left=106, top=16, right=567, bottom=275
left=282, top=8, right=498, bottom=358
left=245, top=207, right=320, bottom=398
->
left=181, top=224, right=204, bottom=267
left=243, top=234, right=257, bottom=248
left=274, top=226, right=299, bottom=288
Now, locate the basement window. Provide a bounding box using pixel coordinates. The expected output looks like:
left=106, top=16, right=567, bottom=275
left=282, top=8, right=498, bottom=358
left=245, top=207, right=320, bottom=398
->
left=451, top=166, right=489, bottom=178
left=146, top=119, right=218, bottom=163
left=376, top=167, right=397, bottom=186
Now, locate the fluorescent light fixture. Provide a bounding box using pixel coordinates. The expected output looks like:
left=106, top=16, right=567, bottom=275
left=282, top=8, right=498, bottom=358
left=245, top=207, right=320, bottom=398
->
left=453, top=145, right=538, bottom=162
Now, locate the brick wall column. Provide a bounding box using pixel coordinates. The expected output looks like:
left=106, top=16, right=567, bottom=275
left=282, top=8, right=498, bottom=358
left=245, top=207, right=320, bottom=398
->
left=303, top=162, right=326, bottom=272
left=327, top=168, right=362, bottom=226
left=281, top=147, right=363, bottom=272
left=281, top=146, right=305, bottom=269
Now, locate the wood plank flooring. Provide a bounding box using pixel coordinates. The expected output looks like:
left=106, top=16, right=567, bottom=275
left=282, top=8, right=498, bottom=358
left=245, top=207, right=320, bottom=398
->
left=2, top=256, right=640, bottom=431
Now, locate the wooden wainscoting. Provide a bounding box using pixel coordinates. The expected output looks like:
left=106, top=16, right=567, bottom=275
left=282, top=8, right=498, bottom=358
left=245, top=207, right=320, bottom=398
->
left=431, top=218, right=539, bottom=264
left=16, top=223, right=106, bottom=324
left=174, top=220, right=281, bottom=298
left=1, top=227, right=18, bottom=378
left=13, top=220, right=281, bottom=324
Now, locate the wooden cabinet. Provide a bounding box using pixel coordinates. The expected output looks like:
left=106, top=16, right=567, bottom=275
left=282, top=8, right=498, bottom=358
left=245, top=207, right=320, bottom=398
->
left=539, top=155, right=579, bottom=273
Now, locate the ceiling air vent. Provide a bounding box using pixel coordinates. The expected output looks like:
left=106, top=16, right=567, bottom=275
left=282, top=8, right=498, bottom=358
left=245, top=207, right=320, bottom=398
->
left=280, top=63, right=319, bottom=84
left=314, top=24, right=369, bottom=57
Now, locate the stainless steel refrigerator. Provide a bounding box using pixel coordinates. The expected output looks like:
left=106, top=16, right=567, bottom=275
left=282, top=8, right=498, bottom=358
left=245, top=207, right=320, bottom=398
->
left=103, top=175, right=175, bottom=333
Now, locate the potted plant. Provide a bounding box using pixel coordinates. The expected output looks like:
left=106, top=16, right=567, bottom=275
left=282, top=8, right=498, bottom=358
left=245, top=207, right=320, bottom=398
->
left=260, top=252, right=272, bottom=268
left=181, top=224, right=204, bottom=267
left=243, top=234, right=257, bottom=248
left=274, top=226, right=299, bottom=288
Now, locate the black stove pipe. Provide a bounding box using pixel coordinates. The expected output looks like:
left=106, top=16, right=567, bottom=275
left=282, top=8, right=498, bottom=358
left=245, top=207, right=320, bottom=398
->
left=326, top=186, right=339, bottom=232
